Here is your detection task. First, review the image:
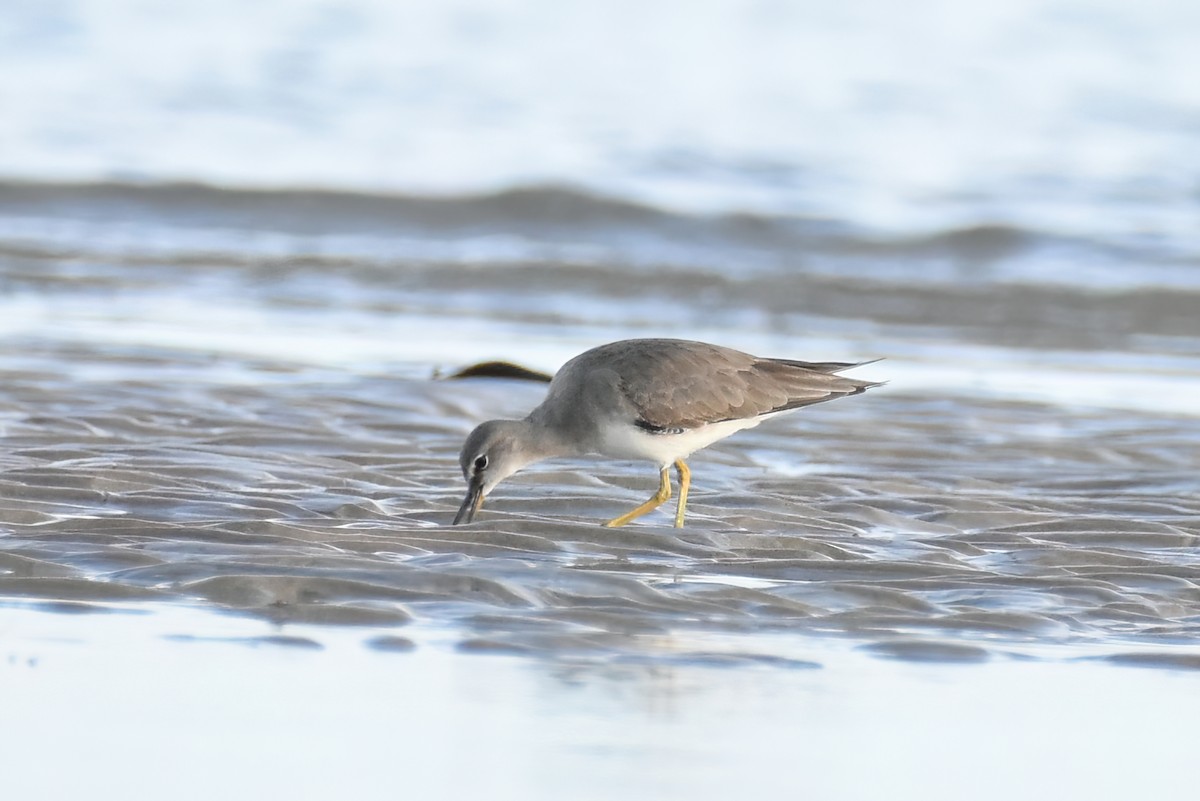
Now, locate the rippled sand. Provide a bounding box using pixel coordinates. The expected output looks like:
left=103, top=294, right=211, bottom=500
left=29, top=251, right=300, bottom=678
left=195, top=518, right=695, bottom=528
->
left=4, top=345, right=1197, bottom=667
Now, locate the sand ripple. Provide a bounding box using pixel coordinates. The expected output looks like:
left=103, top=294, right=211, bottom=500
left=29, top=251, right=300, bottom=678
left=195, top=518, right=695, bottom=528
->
left=3, top=353, right=1198, bottom=665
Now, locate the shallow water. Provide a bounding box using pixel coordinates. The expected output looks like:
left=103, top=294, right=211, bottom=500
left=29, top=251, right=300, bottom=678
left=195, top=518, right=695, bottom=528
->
left=3, top=331, right=1198, bottom=657
left=4, top=0, right=1200, bottom=797
left=7, top=604, right=1200, bottom=801
left=4, top=181, right=1200, bottom=799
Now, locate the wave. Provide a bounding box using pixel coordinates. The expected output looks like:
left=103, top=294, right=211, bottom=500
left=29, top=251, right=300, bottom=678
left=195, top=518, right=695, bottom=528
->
left=0, top=179, right=1194, bottom=294
left=0, top=177, right=1014, bottom=246
left=0, top=178, right=738, bottom=230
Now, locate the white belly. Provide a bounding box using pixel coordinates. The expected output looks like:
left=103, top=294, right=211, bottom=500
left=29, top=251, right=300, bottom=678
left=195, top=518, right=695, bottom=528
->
left=594, top=415, right=774, bottom=466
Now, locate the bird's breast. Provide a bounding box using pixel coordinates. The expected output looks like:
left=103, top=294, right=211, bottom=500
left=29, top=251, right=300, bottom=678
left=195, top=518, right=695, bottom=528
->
left=594, top=415, right=768, bottom=466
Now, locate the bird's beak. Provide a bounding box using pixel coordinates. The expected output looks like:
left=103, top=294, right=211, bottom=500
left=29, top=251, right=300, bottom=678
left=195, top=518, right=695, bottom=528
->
left=453, top=476, right=485, bottom=525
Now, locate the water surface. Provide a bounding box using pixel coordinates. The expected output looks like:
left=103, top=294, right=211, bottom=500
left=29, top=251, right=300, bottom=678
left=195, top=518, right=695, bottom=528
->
left=3, top=1, right=1200, bottom=798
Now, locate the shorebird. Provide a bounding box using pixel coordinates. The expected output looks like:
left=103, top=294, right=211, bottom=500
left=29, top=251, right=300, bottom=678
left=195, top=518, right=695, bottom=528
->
left=453, top=338, right=879, bottom=527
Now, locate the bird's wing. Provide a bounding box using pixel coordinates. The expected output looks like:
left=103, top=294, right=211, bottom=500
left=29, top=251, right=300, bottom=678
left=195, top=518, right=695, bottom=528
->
left=605, top=341, right=880, bottom=430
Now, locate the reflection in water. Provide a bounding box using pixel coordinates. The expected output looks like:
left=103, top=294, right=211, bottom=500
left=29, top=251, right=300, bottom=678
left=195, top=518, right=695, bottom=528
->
left=4, top=604, right=1199, bottom=801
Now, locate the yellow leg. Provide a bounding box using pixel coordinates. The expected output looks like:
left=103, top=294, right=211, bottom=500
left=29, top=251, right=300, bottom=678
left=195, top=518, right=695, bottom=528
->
left=604, top=466, right=671, bottom=527
left=673, top=459, right=691, bottom=528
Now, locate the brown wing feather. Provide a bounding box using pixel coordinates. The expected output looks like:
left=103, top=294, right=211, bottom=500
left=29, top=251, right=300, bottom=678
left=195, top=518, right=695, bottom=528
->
left=591, top=340, right=879, bottom=430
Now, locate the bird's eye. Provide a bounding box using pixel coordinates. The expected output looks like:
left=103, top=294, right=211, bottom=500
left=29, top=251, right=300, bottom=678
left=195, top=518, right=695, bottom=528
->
left=473, top=454, right=489, bottom=472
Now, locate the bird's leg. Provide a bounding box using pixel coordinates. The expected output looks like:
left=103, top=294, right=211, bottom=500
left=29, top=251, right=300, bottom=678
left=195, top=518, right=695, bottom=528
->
left=604, top=466, right=671, bottom=527
left=673, top=459, right=691, bottom=528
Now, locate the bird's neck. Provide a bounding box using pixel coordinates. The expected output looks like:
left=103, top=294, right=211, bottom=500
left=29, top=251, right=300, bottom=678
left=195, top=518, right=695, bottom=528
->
left=520, top=413, right=586, bottom=461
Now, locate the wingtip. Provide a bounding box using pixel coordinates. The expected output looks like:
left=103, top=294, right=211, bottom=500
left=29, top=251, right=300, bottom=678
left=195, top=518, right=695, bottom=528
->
left=840, top=357, right=885, bottom=371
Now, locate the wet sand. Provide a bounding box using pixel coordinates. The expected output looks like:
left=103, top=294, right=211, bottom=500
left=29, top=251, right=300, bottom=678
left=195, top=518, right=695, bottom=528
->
left=3, top=342, right=1198, bottom=664
left=3, top=182, right=1200, bottom=800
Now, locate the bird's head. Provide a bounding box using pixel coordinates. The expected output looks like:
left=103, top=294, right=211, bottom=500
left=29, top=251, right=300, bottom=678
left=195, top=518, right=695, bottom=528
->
left=453, top=419, right=540, bottom=524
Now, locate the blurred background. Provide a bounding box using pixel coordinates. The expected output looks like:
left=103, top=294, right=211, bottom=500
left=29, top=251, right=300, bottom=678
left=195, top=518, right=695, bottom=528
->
left=2, top=0, right=1197, bottom=401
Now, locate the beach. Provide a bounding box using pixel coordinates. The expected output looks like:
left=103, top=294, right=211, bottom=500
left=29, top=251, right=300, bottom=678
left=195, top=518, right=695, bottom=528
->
left=3, top=1, right=1200, bottom=798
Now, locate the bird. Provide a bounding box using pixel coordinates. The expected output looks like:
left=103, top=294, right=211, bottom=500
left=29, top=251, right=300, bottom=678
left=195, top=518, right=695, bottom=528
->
left=453, top=338, right=880, bottom=527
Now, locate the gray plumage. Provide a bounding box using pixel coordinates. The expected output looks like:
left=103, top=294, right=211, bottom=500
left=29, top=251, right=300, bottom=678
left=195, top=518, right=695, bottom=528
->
left=546, top=338, right=874, bottom=430
left=454, top=338, right=880, bottom=526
